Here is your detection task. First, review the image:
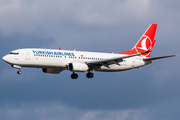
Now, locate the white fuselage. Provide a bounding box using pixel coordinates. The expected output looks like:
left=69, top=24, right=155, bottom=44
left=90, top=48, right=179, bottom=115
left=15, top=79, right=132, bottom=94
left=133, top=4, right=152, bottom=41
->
left=2, top=48, right=151, bottom=72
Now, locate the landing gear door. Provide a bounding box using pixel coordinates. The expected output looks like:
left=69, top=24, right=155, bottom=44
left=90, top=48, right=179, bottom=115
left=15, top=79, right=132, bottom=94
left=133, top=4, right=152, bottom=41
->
left=25, top=50, right=31, bottom=60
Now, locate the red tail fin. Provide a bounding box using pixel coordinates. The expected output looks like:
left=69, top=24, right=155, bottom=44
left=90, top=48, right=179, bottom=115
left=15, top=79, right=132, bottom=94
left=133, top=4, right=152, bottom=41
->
left=120, top=24, right=157, bottom=57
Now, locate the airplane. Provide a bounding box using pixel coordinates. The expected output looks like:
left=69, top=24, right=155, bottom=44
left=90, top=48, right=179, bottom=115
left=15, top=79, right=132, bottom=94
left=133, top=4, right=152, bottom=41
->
left=2, top=24, right=175, bottom=79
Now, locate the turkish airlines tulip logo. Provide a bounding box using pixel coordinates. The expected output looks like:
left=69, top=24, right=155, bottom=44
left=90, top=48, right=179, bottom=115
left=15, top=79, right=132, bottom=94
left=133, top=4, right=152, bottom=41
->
left=138, top=37, right=148, bottom=51
left=135, top=35, right=152, bottom=56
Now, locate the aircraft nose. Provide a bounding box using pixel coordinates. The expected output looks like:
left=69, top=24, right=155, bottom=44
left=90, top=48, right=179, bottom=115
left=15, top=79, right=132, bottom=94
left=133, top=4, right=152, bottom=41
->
left=2, top=55, right=8, bottom=62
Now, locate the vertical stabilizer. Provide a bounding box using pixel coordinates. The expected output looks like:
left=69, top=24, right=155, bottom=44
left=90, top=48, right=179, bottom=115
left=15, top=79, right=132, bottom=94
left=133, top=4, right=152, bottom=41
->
left=120, top=24, right=157, bottom=57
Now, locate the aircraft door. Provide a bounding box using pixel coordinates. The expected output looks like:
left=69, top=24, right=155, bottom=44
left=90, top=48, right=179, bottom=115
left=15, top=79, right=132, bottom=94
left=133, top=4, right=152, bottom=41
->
left=25, top=50, right=31, bottom=60
left=132, top=58, right=135, bottom=68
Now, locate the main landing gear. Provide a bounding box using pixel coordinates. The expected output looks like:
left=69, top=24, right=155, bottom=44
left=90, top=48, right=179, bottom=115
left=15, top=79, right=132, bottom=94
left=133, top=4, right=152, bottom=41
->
left=86, top=72, right=94, bottom=78
left=71, top=72, right=94, bottom=79
left=71, top=72, right=78, bottom=79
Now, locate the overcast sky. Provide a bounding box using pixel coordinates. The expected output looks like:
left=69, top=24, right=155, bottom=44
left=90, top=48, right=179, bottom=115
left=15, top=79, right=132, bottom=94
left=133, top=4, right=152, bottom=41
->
left=0, top=0, right=180, bottom=120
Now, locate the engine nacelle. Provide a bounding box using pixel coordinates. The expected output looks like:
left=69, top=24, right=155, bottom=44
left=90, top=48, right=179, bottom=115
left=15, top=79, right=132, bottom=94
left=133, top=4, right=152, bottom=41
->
left=68, top=62, right=88, bottom=72
left=42, top=68, right=62, bottom=74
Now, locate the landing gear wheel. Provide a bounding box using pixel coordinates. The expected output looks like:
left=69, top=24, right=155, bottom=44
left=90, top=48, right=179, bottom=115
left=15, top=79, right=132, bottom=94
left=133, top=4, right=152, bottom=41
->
left=71, top=73, right=78, bottom=79
left=17, top=70, right=22, bottom=74
left=86, top=72, right=94, bottom=78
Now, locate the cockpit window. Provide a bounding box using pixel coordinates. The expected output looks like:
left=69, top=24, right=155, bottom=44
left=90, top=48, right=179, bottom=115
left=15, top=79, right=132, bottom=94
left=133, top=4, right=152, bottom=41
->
left=9, top=52, right=19, bottom=55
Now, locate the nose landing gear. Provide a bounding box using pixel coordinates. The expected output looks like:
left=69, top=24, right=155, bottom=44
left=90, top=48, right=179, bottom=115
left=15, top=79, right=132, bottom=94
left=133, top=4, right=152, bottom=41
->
left=11, top=65, right=22, bottom=74
left=17, top=70, right=22, bottom=74
left=16, top=68, right=22, bottom=74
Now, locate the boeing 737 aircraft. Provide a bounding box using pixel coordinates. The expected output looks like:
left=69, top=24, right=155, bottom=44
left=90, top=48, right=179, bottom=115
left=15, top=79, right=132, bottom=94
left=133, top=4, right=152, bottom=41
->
left=2, top=24, right=175, bottom=79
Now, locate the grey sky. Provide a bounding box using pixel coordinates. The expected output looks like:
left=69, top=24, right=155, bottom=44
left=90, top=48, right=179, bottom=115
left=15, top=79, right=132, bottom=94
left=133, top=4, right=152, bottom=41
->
left=0, top=0, right=180, bottom=120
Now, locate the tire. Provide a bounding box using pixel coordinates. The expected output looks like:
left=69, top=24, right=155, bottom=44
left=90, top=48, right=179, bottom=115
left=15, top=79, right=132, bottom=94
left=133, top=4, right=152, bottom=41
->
left=71, top=73, right=78, bottom=79
left=17, top=71, right=22, bottom=74
left=86, top=72, right=94, bottom=78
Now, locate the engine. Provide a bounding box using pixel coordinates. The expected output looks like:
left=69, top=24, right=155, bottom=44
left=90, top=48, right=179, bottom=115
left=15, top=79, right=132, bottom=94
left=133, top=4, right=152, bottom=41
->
left=42, top=68, right=62, bottom=74
left=68, top=62, right=89, bottom=72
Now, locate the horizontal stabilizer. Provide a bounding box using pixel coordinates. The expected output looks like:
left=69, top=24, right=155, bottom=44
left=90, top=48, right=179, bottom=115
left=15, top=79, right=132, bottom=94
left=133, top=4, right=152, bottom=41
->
left=143, top=55, right=176, bottom=61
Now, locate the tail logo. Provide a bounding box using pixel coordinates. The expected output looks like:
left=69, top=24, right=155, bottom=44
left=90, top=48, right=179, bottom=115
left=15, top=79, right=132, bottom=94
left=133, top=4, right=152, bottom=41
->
left=135, top=35, right=152, bottom=56
left=138, top=37, right=148, bottom=51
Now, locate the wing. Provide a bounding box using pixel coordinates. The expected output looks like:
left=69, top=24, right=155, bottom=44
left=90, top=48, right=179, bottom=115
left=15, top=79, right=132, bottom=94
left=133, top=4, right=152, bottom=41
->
left=86, top=51, right=149, bottom=68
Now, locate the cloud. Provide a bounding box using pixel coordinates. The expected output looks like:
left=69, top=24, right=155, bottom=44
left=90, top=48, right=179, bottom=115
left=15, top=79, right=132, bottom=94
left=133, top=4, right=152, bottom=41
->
left=0, top=0, right=180, bottom=120
left=7, top=108, right=23, bottom=118
left=0, top=102, right=148, bottom=120
left=0, top=0, right=157, bottom=36
left=79, top=109, right=148, bottom=120
left=1, top=0, right=178, bottom=51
